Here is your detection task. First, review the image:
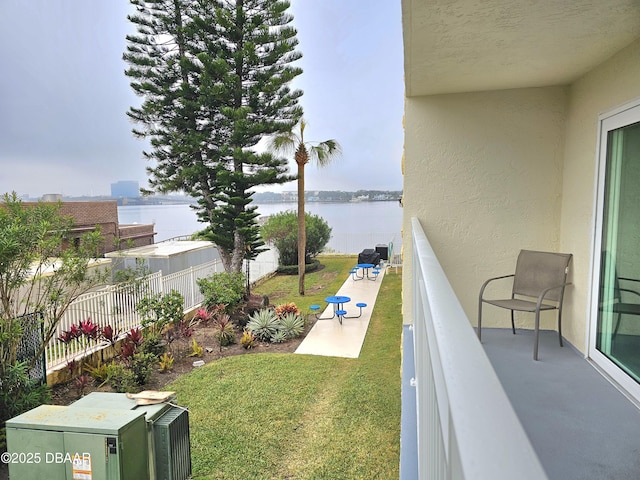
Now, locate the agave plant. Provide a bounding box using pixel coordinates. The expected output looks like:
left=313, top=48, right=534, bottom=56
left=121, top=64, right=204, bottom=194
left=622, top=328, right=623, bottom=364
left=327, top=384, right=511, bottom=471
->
left=246, top=308, right=279, bottom=341
left=277, top=312, right=305, bottom=339
left=271, top=330, right=287, bottom=343
left=270, top=330, right=287, bottom=344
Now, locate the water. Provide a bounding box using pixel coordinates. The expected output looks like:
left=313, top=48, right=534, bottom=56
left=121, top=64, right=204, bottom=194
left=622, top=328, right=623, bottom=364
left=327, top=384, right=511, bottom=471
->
left=118, top=201, right=403, bottom=255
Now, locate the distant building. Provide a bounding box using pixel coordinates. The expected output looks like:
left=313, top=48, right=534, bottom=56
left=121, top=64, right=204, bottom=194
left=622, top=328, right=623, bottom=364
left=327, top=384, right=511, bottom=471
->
left=23, top=200, right=155, bottom=254
left=111, top=181, right=140, bottom=198
left=41, top=193, right=62, bottom=202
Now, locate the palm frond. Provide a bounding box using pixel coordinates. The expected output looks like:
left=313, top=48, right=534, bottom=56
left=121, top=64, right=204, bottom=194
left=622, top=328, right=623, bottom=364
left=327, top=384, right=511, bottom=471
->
left=310, top=140, right=342, bottom=166
left=268, top=133, right=299, bottom=155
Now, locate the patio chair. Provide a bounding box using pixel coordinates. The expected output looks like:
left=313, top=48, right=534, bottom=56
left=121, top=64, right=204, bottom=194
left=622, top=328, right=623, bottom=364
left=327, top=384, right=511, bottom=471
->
left=477, top=250, right=573, bottom=360
left=609, top=275, right=640, bottom=338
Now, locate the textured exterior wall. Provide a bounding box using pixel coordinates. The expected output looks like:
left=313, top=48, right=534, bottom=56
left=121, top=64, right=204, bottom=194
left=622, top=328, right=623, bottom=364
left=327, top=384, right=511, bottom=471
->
left=402, top=87, right=568, bottom=331
left=560, top=38, right=640, bottom=351
left=402, top=40, right=640, bottom=355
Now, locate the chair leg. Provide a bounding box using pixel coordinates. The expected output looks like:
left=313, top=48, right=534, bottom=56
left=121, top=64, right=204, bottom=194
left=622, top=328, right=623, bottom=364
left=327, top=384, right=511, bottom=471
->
left=534, top=309, right=541, bottom=361
left=511, top=311, right=516, bottom=335
left=477, top=300, right=483, bottom=341
left=557, top=310, right=564, bottom=347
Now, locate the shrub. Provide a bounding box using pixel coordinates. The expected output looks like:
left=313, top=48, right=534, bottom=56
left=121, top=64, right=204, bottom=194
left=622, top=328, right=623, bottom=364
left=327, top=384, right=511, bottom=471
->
left=100, top=324, right=119, bottom=348
left=192, top=308, right=210, bottom=323
left=275, top=302, right=301, bottom=317
left=164, top=319, right=195, bottom=348
left=139, top=331, right=166, bottom=358
left=121, top=328, right=144, bottom=360
left=74, top=374, right=92, bottom=397
left=130, top=352, right=156, bottom=386
left=260, top=210, right=331, bottom=267
left=106, top=363, right=137, bottom=393
left=276, top=259, right=321, bottom=275
left=188, top=339, right=204, bottom=358
left=246, top=309, right=279, bottom=341
left=277, top=312, right=305, bottom=339
left=212, top=314, right=236, bottom=350
left=137, top=290, right=184, bottom=332
left=240, top=330, right=256, bottom=349
left=84, top=360, right=110, bottom=385
left=158, top=352, right=174, bottom=373
left=0, top=362, right=50, bottom=429
left=197, top=272, right=246, bottom=312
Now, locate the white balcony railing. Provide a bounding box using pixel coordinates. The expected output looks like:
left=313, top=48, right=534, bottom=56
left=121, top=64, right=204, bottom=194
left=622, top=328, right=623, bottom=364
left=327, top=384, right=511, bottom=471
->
left=410, top=218, right=547, bottom=479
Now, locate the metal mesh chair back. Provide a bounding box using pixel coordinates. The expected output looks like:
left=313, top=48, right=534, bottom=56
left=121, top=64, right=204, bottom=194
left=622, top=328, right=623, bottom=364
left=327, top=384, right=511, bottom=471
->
left=512, top=250, right=572, bottom=302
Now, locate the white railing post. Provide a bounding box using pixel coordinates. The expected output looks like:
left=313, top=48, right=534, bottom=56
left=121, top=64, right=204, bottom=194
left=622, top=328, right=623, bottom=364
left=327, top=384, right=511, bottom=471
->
left=410, top=218, right=547, bottom=480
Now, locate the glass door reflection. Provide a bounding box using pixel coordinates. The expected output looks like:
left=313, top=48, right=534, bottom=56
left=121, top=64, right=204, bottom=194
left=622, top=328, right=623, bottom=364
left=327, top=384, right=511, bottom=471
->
left=597, top=120, right=640, bottom=382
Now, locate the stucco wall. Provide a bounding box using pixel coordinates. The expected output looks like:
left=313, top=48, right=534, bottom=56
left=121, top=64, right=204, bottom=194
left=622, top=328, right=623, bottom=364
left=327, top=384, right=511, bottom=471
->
left=403, top=39, right=640, bottom=356
left=560, top=38, right=640, bottom=352
left=402, top=87, right=568, bottom=332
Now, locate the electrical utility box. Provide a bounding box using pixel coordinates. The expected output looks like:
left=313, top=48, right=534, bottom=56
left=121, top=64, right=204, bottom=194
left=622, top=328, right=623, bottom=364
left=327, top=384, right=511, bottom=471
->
left=70, top=392, right=191, bottom=480
left=5, top=404, right=149, bottom=480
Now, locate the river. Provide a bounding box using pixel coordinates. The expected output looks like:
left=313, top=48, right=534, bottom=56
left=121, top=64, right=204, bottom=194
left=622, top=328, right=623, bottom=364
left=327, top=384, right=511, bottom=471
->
left=118, top=201, right=403, bottom=255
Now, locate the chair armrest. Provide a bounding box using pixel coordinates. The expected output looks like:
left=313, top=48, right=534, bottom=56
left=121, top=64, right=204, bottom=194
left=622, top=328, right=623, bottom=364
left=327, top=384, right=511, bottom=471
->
left=479, top=274, right=515, bottom=301
left=536, top=282, right=572, bottom=308
left=618, top=276, right=640, bottom=284
left=617, top=287, right=640, bottom=301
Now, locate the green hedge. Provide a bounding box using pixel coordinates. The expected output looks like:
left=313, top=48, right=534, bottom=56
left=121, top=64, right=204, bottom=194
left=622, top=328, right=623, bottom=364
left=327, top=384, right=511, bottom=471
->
left=276, top=259, right=321, bottom=275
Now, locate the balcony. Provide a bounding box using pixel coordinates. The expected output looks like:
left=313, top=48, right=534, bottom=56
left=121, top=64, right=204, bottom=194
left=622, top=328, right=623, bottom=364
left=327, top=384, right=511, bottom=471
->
left=403, top=218, right=640, bottom=479
left=482, top=328, right=640, bottom=480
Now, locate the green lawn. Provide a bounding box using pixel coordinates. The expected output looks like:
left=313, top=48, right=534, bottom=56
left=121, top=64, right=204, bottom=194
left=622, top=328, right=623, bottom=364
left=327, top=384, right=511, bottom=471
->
left=169, top=256, right=402, bottom=479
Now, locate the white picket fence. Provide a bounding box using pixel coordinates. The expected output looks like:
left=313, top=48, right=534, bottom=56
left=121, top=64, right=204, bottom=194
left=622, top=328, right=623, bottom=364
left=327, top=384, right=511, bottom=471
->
left=45, top=249, right=279, bottom=372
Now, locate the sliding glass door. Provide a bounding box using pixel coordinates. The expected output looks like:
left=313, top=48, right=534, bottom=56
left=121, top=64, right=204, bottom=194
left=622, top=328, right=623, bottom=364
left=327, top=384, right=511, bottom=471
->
left=593, top=102, right=640, bottom=385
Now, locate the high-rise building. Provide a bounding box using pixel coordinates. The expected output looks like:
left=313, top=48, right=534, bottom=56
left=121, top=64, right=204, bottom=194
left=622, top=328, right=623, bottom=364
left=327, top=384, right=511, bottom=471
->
left=111, top=180, right=140, bottom=198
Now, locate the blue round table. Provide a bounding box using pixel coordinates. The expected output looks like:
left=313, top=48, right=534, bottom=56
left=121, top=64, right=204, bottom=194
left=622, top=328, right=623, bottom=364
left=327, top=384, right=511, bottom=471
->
left=354, top=263, right=375, bottom=280
left=323, top=295, right=351, bottom=324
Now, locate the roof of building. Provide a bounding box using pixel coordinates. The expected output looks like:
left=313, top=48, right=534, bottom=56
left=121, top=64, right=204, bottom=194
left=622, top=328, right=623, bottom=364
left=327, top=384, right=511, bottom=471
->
left=104, top=240, right=215, bottom=259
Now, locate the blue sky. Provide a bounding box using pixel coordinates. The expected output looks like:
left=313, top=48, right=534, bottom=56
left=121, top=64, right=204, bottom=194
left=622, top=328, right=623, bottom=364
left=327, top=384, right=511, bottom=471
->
left=0, top=1, right=404, bottom=198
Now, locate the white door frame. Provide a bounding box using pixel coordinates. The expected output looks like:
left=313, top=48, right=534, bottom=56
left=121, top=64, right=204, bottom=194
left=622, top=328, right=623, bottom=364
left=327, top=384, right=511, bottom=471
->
left=589, top=97, right=640, bottom=402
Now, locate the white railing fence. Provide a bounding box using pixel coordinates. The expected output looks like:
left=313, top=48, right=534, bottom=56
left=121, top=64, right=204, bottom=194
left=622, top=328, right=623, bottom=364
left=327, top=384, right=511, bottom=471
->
left=410, top=218, right=546, bottom=479
left=46, top=251, right=277, bottom=372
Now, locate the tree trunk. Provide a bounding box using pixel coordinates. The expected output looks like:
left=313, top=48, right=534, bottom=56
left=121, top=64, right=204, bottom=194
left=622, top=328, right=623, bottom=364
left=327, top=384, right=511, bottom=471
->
left=297, top=161, right=306, bottom=295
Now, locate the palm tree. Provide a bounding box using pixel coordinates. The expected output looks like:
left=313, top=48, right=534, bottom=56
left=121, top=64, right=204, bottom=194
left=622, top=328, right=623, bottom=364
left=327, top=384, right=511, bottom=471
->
left=269, top=119, right=342, bottom=295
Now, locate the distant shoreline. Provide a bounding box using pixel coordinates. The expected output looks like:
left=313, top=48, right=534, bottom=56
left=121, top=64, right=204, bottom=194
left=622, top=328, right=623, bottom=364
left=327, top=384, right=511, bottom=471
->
left=28, top=190, right=402, bottom=207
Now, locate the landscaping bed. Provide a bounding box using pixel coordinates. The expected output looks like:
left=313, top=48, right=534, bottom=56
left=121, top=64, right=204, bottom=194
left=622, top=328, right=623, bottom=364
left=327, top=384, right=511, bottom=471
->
left=49, top=294, right=318, bottom=406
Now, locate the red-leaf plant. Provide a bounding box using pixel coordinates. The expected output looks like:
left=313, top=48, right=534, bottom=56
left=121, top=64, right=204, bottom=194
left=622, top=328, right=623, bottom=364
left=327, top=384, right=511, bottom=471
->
left=58, top=317, right=102, bottom=378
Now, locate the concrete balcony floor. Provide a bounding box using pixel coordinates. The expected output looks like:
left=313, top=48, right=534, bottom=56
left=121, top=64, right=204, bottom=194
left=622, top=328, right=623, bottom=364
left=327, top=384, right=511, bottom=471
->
left=482, top=328, right=640, bottom=480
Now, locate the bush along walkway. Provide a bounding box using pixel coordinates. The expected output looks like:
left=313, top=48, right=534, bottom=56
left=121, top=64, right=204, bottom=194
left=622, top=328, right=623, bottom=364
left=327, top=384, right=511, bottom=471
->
left=168, top=270, right=402, bottom=480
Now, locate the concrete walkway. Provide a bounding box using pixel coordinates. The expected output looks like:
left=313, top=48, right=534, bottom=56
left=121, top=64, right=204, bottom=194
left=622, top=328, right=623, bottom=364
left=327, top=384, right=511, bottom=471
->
left=295, top=266, right=385, bottom=358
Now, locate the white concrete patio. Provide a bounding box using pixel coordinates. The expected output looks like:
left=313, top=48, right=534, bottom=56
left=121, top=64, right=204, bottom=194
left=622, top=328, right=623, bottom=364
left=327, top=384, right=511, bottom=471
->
left=295, top=266, right=385, bottom=358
